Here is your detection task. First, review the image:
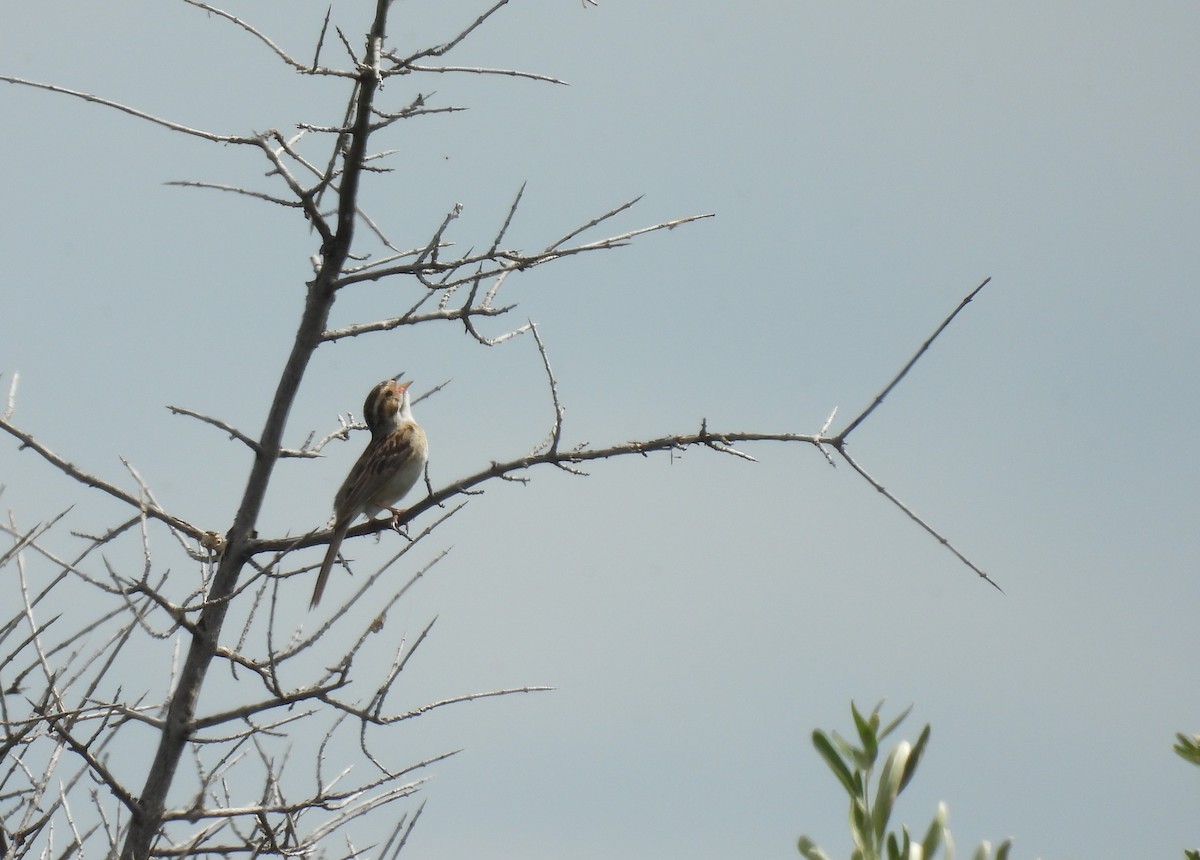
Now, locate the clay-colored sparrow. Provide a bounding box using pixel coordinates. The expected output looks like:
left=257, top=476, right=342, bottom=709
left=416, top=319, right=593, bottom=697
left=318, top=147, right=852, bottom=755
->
left=311, top=374, right=428, bottom=608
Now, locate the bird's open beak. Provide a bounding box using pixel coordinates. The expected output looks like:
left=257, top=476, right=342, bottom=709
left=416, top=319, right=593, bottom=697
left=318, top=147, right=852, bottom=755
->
left=392, top=372, right=405, bottom=382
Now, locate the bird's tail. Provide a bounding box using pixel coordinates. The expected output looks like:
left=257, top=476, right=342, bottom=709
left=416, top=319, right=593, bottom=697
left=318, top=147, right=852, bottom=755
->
left=311, top=521, right=349, bottom=609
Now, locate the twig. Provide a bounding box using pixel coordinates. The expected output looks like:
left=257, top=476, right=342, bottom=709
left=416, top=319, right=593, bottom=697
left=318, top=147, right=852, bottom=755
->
left=815, top=407, right=838, bottom=467
left=166, top=406, right=262, bottom=454
left=0, top=507, right=72, bottom=569
left=835, top=445, right=1004, bottom=593
left=838, top=277, right=991, bottom=441
left=334, top=211, right=715, bottom=288
left=528, top=322, right=566, bottom=459
left=165, top=405, right=321, bottom=459
left=0, top=417, right=204, bottom=540
left=313, top=4, right=332, bottom=70
left=4, top=371, right=18, bottom=420
left=395, top=0, right=514, bottom=65
left=546, top=195, right=643, bottom=251
left=0, top=76, right=258, bottom=144
left=323, top=303, right=518, bottom=342
left=181, top=0, right=352, bottom=77
left=489, top=183, right=526, bottom=254
left=163, top=181, right=303, bottom=209
left=398, top=63, right=568, bottom=85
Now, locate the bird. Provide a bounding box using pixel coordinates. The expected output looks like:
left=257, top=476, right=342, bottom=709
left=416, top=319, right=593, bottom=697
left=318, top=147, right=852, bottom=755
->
left=311, top=374, right=428, bottom=608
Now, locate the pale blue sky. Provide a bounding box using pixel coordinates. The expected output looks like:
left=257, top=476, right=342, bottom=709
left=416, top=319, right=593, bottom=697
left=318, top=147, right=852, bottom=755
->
left=3, top=2, right=1199, bottom=858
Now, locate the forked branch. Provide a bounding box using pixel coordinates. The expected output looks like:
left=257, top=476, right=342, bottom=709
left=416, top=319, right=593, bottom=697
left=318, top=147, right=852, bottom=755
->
left=268, top=279, right=1001, bottom=591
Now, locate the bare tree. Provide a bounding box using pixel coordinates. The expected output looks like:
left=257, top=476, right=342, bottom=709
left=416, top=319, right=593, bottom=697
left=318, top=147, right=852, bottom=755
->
left=0, top=2, right=997, bottom=858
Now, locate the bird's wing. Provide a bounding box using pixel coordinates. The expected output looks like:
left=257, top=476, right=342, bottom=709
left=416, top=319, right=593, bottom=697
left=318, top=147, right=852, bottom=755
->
left=334, top=423, right=424, bottom=515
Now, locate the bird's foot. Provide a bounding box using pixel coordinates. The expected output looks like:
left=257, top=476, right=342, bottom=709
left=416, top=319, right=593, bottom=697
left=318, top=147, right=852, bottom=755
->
left=386, top=506, right=408, bottom=533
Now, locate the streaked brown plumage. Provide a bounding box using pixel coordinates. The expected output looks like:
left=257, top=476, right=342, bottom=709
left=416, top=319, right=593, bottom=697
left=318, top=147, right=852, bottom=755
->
left=311, top=375, right=428, bottom=608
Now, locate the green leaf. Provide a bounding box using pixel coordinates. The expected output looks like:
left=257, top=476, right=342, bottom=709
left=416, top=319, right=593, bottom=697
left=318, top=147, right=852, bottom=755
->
left=1174, top=732, right=1200, bottom=766
left=852, top=701, right=880, bottom=766
left=813, top=730, right=858, bottom=797
left=994, top=838, right=1013, bottom=860
left=831, top=729, right=870, bottom=770
left=898, top=723, right=931, bottom=795
left=872, top=740, right=910, bottom=840
left=919, top=802, right=947, bottom=857
left=886, top=831, right=901, bottom=860
left=830, top=729, right=856, bottom=756
left=878, top=703, right=914, bottom=742
left=851, top=797, right=870, bottom=848
left=971, top=841, right=990, bottom=860
left=797, top=836, right=832, bottom=860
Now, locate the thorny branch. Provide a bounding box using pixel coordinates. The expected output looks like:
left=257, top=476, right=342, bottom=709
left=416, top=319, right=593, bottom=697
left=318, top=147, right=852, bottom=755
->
left=254, top=275, right=1000, bottom=589
left=0, top=1, right=1004, bottom=859
left=0, top=416, right=205, bottom=541
left=0, top=76, right=261, bottom=144
left=836, top=277, right=992, bottom=441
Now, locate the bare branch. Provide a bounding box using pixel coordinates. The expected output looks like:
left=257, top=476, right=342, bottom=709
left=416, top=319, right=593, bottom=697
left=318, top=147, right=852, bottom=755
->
left=256, top=427, right=824, bottom=556
left=0, top=417, right=205, bottom=540
left=259, top=391, right=997, bottom=589
left=342, top=686, right=554, bottom=726
left=833, top=444, right=1004, bottom=593
left=258, top=133, right=335, bottom=244
left=163, top=180, right=304, bottom=209
left=334, top=25, right=358, bottom=67
left=313, top=4, right=332, bottom=70
left=0, top=507, right=72, bottom=570
left=815, top=407, right=838, bottom=467
left=489, top=183, right=527, bottom=254
left=286, top=505, right=468, bottom=659
left=546, top=195, right=643, bottom=251
left=379, top=799, right=424, bottom=859
left=36, top=705, right=141, bottom=815
left=395, top=0, right=515, bottom=66
left=191, top=684, right=342, bottom=732
left=4, top=370, right=17, bottom=420
left=333, top=210, right=716, bottom=288
left=837, top=277, right=992, bottom=441
left=323, top=302, right=517, bottom=342
left=415, top=203, right=464, bottom=267
left=464, top=315, right=531, bottom=347
left=166, top=405, right=263, bottom=455
left=399, top=63, right=568, bottom=85
left=165, top=405, right=320, bottom=460
left=0, top=76, right=259, bottom=143
left=368, top=99, right=467, bottom=127
left=182, top=0, right=353, bottom=77
left=528, top=322, right=567, bottom=459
